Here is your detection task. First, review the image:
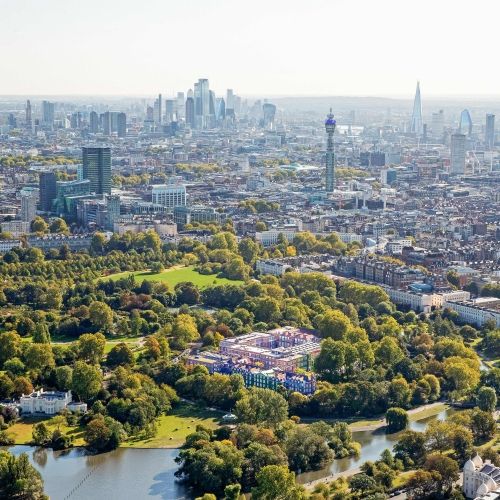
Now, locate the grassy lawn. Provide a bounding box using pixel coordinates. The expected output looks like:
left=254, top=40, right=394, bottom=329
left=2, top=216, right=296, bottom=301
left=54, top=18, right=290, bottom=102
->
left=408, top=402, right=447, bottom=422
left=103, top=339, right=142, bottom=355
left=103, top=265, right=243, bottom=289
left=122, top=403, right=223, bottom=449
left=7, top=416, right=85, bottom=446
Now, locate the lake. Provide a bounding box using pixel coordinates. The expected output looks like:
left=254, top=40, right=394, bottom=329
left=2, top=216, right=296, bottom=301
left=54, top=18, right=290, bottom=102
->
left=5, top=406, right=456, bottom=499
left=5, top=446, right=188, bottom=500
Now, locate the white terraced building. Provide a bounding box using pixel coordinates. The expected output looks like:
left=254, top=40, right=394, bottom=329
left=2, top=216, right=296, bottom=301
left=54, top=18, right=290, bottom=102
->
left=444, top=297, right=500, bottom=328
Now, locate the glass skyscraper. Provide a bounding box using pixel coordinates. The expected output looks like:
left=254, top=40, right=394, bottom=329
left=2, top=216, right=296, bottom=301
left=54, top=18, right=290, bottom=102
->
left=82, top=147, right=111, bottom=195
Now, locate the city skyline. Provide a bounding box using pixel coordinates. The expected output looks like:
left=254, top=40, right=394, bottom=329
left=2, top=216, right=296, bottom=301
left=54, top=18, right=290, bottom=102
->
left=2, top=0, right=500, bottom=97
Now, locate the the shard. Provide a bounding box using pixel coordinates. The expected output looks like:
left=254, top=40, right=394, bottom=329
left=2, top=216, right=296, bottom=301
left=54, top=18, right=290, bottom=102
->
left=410, top=81, right=423, bottom=136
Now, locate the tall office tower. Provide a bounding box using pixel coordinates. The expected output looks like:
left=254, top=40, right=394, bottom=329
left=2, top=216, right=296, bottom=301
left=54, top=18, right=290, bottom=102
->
left=25, top=100, right=32, bottom=130
left=215, top=98, right=226, bottom=121
left=7, top=114, right=17, bottom=128
left=485, top=114, right=495, bottom=149
left=89, top=111, right=99, bottom=133
left=459, top=109, right=473, bottom=136
left=450, top=133, right=466, bottom=175
left=105, top=194, right=121, bottom=230
left=208, top=90, right=216, bottom=127
left=185, top=97, right=195, bottom=128
left=193, top=82, right=202, bottom=128
left=431, top=109, right=444, bottom=138
left=117, top=112, right=126, bottom=137
left=226, top=89, right=234, bottom=110
left=165, top=99, right=176, bottom=123
left=262, top=102, right=277, bottom=130
left=70, top=112, right=82, bottom=129
left=410, top=81, right=423, bottom=136
left=154, top=94, right=162, bottom=125
left=101, top=112, right=112, bottom=135
left=176, top=92, right=185, bottom=120
left=325, top=109, right=336, bottom=192
left=20, top=187, right=39, bottom=223
left=82, top=147, right=111, bottom=195
left=42, top=100, right=55, bottom=128
left=199, top=79, right=210, bottom=121
left=146, top=105, right=154, bottom=122
left=39, top=171, right=57, bottom=212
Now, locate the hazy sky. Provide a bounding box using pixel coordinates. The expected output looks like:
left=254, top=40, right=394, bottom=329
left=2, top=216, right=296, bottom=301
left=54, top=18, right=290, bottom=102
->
left=1, top=0, right=498, bottom=97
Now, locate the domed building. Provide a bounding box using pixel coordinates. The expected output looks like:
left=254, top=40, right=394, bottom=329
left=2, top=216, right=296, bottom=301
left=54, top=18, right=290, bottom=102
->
left=463, top=454, right=500, bottom=499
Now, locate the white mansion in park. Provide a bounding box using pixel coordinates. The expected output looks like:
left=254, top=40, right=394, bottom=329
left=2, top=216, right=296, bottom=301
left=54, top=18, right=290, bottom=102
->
left=19, top=389, right=87, bottom=415
left=464, top=454, right=500, bottom=499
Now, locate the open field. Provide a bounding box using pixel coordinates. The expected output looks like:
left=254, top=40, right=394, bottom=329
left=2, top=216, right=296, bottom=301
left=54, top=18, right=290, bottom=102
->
left=7, top=416, right=85, bottom=446
left=102, top=265, right=243, bottom=289
left=122, top=403, right=223, bottom=448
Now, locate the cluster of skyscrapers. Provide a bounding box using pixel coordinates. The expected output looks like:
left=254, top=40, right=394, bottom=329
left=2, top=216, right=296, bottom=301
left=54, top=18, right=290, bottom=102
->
left=410, top=82, right=496, bottom=175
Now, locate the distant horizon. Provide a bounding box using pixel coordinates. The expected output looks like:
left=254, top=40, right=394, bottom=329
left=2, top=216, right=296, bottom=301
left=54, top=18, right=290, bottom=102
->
left=2, top=93, right=500, bottom=101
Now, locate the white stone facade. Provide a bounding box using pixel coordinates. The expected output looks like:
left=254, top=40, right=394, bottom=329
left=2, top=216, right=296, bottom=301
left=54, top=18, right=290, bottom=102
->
left=463, top=455, right=500, bottom=499
left=20, top=389, right=79, bottom=415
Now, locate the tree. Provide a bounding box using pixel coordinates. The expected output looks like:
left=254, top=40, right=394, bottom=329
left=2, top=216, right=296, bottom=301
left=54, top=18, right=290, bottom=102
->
left=393, top=430, right=427, bottom=465
left=386, top=407, right=409, bottom=433
left=477, top=386, right=497, bottom=413
left=375, top=337, right=404, bottom=367
left=107, top=342, right=135, bottom=367
left=423, top=452, right=459, bottom=495
left=72, top=361, right=102, bottom=402
left=314, top=339, right=350, bottom=382
left=223, top=257, right=250, bottom=281
left=12, top=376, right=33, bottom=398
left=388, top=377, right=412, bottom=408
left=84, top=415, right=124, bottom=452
left=78, top=332, right=106, bottom=364
left=0, top=450, right=47, bottom=499
left=175, top=440, right=244, bottom=495
left=49, top=217, right=69, bottom=234
left=32, top=422, right=51, bottom=446
left=407, top=470, right=438, bottom=499
left=285, top=427, right=333, bottom=472
left=171, top=314, right=200, bottom=348
left=174, top=282, right=201, bottom=305
left=0, top=374, right=14, bottom=399
left=243, top=442, right=288, bottom=486
left=470, top=408, right=496, bottom=441
left=31, top=216, right=49, bottom=234
left=16, top=317, right=36, bottom=337
left=444, top=357, right=480, bottom=399
left=0, top=331, right=21, bottom=367
left=88, top=301, right=113, bottom=332
left=224, top=483, right=242, bottom=500
left=235, top=388, right=288, bottom=428
left=32, top=323, right=51, bottom=344
left=317, top=309, right=352, bottom=340
left=349, top=473, right=378, bottom=495
left=55, top=365, right=73, bottom=391
left=251, top=465, right=306, bottom=500
left=24, top=343, right=55, bottom=371
left=239, top=238, right=259, bottom=264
